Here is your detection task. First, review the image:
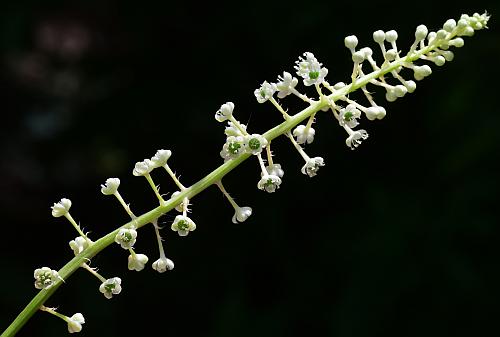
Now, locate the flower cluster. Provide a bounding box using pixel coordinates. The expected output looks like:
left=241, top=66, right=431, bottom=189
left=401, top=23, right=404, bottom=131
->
left=216, top=102, right=269, bottom=162
left=31, top=12, right=489, bottom=335
left=99, top=277, right=122, bottom=299
left=34, top=267, right=61, bottom=290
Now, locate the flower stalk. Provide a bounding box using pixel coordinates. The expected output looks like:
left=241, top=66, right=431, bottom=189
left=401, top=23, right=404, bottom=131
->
left=1, top=12, right=490, bottom=337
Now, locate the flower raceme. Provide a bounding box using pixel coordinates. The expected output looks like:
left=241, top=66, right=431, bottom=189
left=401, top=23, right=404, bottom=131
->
left=3, top=12, right=488, bottom=337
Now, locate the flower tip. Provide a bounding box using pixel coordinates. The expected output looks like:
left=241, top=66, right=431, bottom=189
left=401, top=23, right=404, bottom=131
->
left=51, top=198, right=72, bottom=217
left=152, top=257, right=175, bottom=273
left=128, top=253, right=148, bottom=271
left=232, top=206, right=252, bottom=223
left=132, top=159, right=153, bottom=176
left=67, top=313, right=85, bottom=333
left=100, top=178, right=120, bottom=195
left=151, top=149, right=172, bottom=167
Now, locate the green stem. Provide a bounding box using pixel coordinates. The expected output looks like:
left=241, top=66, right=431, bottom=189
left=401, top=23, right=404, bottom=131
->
left=81, top=263, right=107, bottom=283
left=113, top=191, right=136, bottom=219
left=39, top=306, right=69, bottom=323
left=144, top=174, right=165, bottom=205
left=216, top=180, right=240, bottom=210
left=163, top=164, right=186, bottom=190
left=1, top=41, right=440, bottom=337
left=64, top=213, right=89, bottom=242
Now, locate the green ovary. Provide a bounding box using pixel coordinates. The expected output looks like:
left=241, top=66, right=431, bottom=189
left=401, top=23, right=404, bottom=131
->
left=309, top=71, right=319, bottom=79
left=248, top=138, right=260, bottom=150
left=344, top=111, right=353, bottom=121
left=228, top=142, right=241, bottom=154
left=123, top=232, right=132, bottom=242
left=177, top=220, right=189, bottom=231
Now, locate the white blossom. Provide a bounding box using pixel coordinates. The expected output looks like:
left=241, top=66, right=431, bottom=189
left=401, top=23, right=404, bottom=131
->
left=152, top=257, right=175, bottom=273
left=294, top=52, right=328, bottom=86
left=224, top=121, right=247, bottom=137
left=262, top=163, right=284, bottom=178
left=220, top=136, right=245, bottom=160
left=99, top=277, right=122, bottom=299
left=100, top=178, right=120, bottom=195
left=346, top=129, right=369, bottom=150
left=244, top=134, right=268, bottom=155
left=293, top=125, right=316, bottom=144
left=365, top=106, right=387, bottom=121
left=114, top=228, right=137, bottom=249
left=413, top=65, right=432, bottom=81
left=415, top=25, right=428, bottom=41
left=171, top=215, right=196, bottom=237
left=67, top=313, right=85, bottom=333
left=150, top=149, right=172, bottom=168
left=254, top=81, right=276, bottom=103
left=69, top=236, right=90, bottom=255
left=132, top=159, right=153, bottom=176
left=301, top=157, right=325, bottom=177
left=128, top=253, right=148, bottom=271
left=373, top=30, right=385, bottom=43
left=215, top=102, right=235, bottom=122
left=344, top=35, right=359, bottom=49
left=34, top=267, right=60, bottom=290
left=170, top=191, right=185, bottom=212
left=51, top=198, right=72, bottom=217
left=339, top=104, right=361, bottom=128
left=232, top=206, right=252, bottom=224
left=257, top=174, right=282, bottom=193
left=276, top=71, right=298, bottom=98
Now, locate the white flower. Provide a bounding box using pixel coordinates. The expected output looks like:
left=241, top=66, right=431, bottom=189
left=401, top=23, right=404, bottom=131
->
left=99, top=277, right=122, bottom=299
left=346, top=129, right=369, bottom=150
left=292, top=125, right=316, bottom=144
left=114, top=228, right=137, bottom=249
left=215, top=102, right=235, bottom=122
left=339, top=104, right=361, bottom=128
left=365, top=106, right=387, bottom=121
left=413, top=65, right=432, bottom=81
left=232, top=206, right=252, bottom=224
left=385, top=30, right=398, bottom=43
left=262, top=163, right=285, bottom=178
left=415, top=25, right=428, bottom=41
left=344, top=35, right=359, bottom=49
left=150, top=149, right=172, bottom=168
left=128, top=253, right=149, bottom=271
left=170, top=191, right=186, bottom=212
left=244, top=134, right=268, bottom=155
left=276, top=71, right=298, bottom=98
left=51, top=198, right=72, bottom=217
left=257, top=174, right=282, bottom=193
left=152, top=257, right=175, bottom=273
left=224, top=121, right=247, bottom=137
left=220, top=136, right=245, bottom=160
left=171, top=215, right=196, bottom=236
left=34, top=267, right=60, bottom=290
left=69, top=236, right=90, bottom=255
left=67, top=313, right=85, bottom=333
left=254, top=81, right=276, bottom=103
left=100, top=178, right=120, bottom=195
left=301, top=157, right=325, bottom=177
left=373, top=30, right=385, bottom=43
left=294, top=52, right=328, bottom=86
left=132, top=159, right=153, bottom=176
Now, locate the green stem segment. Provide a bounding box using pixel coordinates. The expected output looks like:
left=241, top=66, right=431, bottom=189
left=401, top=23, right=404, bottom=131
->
left=2, top=41, right=439, bottom=337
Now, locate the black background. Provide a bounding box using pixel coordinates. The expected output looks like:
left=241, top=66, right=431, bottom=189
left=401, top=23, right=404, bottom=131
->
left=1, top=1, right=499, bottom=336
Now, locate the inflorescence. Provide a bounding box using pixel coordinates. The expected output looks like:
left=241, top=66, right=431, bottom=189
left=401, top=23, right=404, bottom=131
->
left=27, top=12, right=489, bottom=334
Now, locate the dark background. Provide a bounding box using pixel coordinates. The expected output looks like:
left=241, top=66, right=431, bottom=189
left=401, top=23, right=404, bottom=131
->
left=1, top=1, right=499, bottom=336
